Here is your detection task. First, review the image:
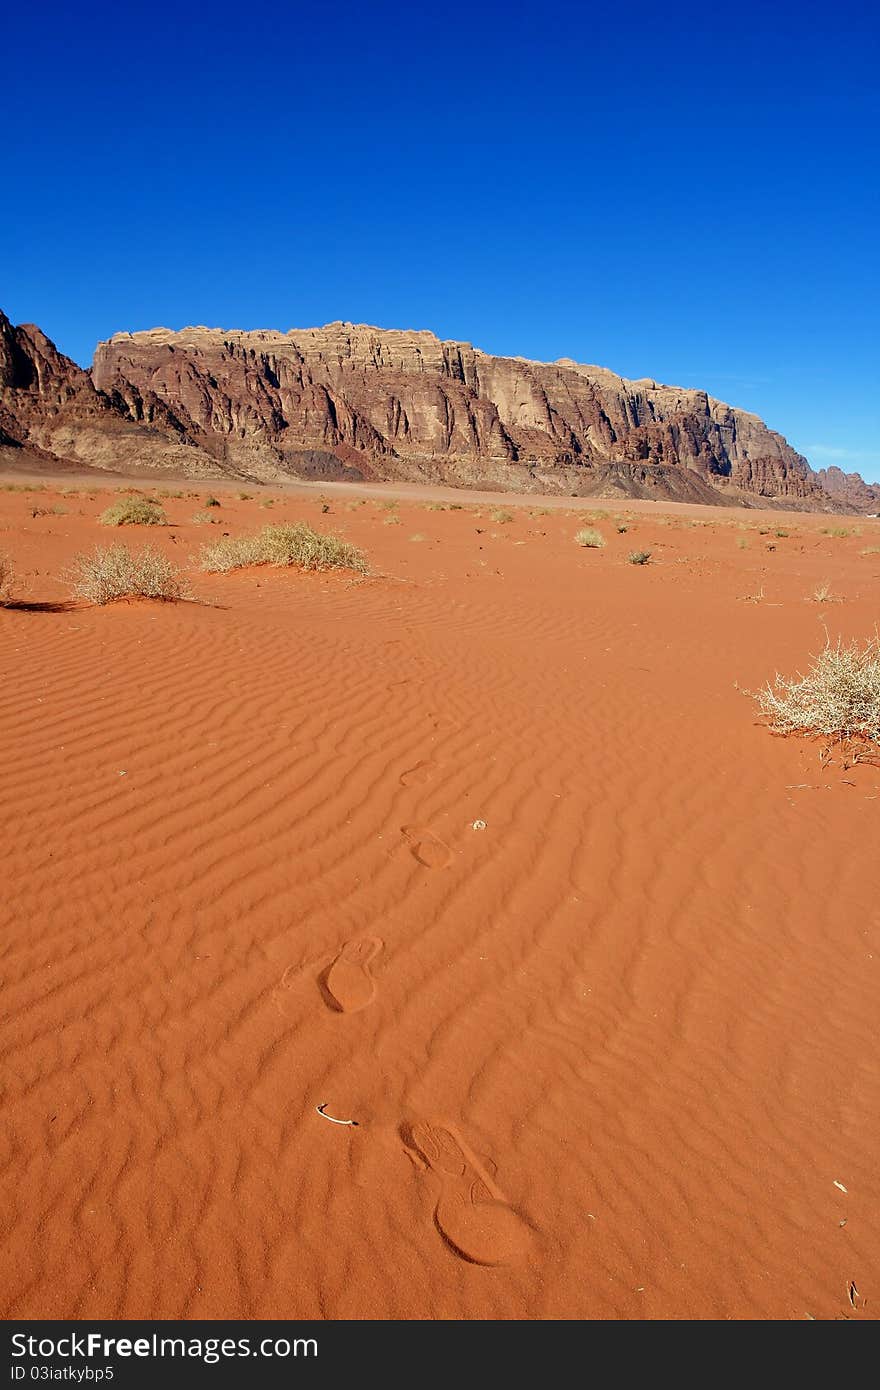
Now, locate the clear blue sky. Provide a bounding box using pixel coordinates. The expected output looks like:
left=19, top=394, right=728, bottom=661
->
left=2, top=0, right=878, bottom=479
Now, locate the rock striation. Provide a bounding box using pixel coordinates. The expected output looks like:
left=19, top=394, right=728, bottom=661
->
left=2, top=309, right=875, bottom=510
left=92, top=322, right=841, bottom=506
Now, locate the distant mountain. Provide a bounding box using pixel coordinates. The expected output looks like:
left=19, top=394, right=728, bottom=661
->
left=91, top=322, right=855, bottom=509
left=814, top=465, right=880, bottom=514
left=2, top=309, right=874, bottom=510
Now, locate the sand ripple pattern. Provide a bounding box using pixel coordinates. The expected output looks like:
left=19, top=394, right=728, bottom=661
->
left=1, top=506, right=878, bottom=1320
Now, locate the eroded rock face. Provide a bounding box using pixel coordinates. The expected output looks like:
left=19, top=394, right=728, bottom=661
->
left=92, top=322, right=836, bottom=505
left=815, top=466, right=880, bottom=514
left=0, top=311, right=225, bottom=478
left=2, top=310, right=873, bottom=509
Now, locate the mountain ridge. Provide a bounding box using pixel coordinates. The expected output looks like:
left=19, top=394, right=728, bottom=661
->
left=3, top=309, right=877, bottom=511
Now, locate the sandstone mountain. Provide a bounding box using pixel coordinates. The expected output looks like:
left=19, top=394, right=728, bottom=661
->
left=91, top=322, right=846, bottom=508
left=0, top=311, right=226, bottom=479
left=2, top=309, right=875, bottom=510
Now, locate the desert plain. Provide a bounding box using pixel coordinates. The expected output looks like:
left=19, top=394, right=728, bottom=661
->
left=0, top=476, right=878, bottom=1320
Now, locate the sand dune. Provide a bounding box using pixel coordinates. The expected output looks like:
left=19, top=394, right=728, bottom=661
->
left=0, top=480, right=878, bottom=1319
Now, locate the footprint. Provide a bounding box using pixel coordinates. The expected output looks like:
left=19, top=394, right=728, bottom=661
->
left=407, top=1119, right=532, bottom=1266
left=323, top=937, right=383, bottom=1013
left=399, top=759, right=437, bottom=788
left=401, top=825, right=452, bottom=869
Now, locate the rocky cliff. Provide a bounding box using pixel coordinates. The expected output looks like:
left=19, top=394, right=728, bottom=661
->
left=2, top=310, right=874, bottom=510
left=0, top=311, right=226, bottom=478
left=92, top=322, right=838, bottom=507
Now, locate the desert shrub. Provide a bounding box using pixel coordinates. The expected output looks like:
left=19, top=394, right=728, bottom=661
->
left=68, top=544, right=186, bottom=604
left=811, top=582, right=835, bottom=603
left=575, top=527, right=605, bottom=548
left=775, top=529, right=789, bottom=538
left=99, top=497, right=167, bottom=527
left=491, top=509, right=514, bottom=524
left=860, top=546, right=880, bottom=556
left=754, top=638, right=880, bottom=745
left=204, top=496, right=220, bottom=507
left=628, top=550, right=651, bottom=565
left=821, top=526, right=850, bottom=538
left=199, top=523, right=367, bottom=575
left=409, top=533, right=426, bottom=542
left=0, top=553, right=15, bottom=605
left=31, top=504, right=66, bottom=518
left=616, top=523, right=628, bottom=534
left=383, top=514, right=401, bottom=525
left=191, top=511, right=219, bottom=525
left=237, top=492, right=253, bottom=501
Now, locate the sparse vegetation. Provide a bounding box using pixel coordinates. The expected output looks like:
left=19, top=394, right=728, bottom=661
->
left=861, top=546, right=880, bottom=557
left=811, top=581, right=836, bottom=603
left=491, top=509, right=514, bottom=524
left=754, top=638, right=880, bottom=748
left=628, top=550, right=652, bottom=565
left=68, top=545, right=186, bottom=605
left=198, top=523, right=367, bottom=575
left=616, top=523, right=628, bottom=534
left=0, top=553, right=16, bottom=605
left=821, top=526, right=850, bottom=538
left=409, top=533, right=427, bottom=542
left=99, top=497, right=167, bottom=527
left=237, top=491, right=253, bottom=501
left=775, top=529, right=789, bottom=538
left=191, top=510, right=220, bottom=525
left=204, top=496, right=221, bottom=507
left=575, top=527, right=605, bottom=549
left=31, top=504, right=66, bottom=518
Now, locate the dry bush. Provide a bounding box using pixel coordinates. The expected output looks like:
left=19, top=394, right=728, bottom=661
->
left=199, top=523, right=367, bottom=575
left=191, top=510, right=220, bottom=525
left=810, top=581, right=838, bottom=604
left=68, top=544, right=186, bottom=604
left=575, top=527, right=605, bottom=548
left=491, top=509, right=514, bottom=523
left=99, top=497, right=167, bottom=527
left=754, top=638, right=880, bottom=746
left=0, top=553, right=15, bottom=606
left=628, top=550, right=652, bottom=565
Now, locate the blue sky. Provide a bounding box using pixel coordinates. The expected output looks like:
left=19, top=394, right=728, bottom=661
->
left=2, top=1, right=878, bottom=479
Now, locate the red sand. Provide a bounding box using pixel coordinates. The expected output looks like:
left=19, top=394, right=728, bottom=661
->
left=1, top=479, right=878, bottom=1320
